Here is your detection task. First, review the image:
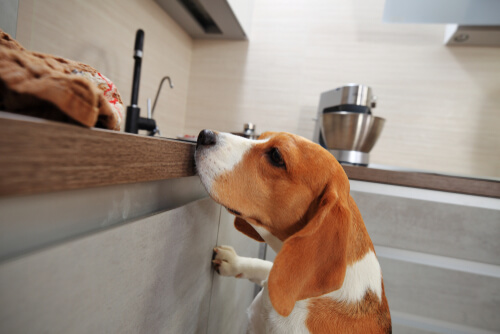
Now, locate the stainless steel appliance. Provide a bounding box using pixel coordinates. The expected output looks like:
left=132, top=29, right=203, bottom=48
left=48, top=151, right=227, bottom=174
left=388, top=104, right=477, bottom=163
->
left=312, top=84, right=385, bottom=165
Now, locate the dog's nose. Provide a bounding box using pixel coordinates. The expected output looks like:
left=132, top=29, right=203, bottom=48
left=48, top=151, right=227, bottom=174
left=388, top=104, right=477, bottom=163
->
left=197, top=129, right=217, bottom=148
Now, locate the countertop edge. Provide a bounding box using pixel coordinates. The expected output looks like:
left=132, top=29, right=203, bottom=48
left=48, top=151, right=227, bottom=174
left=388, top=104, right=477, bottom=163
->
left=343, top=165, right=500, bottom=199
left=0, top=112, right=197, bottom=197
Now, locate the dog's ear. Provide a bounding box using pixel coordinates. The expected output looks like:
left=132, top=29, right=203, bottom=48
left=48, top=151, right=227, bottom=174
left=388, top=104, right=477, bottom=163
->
left=258, top=131, right=277, bottom=140
left=234, top=217, right=265, bottom=242
left=267, top=185, right=351, bottom=316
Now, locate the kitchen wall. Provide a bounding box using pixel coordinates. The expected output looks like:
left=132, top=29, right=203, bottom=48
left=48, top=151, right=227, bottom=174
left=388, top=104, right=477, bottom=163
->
left=16, top=0, right=192, bottom=137
left=184, top=0, right=500, bottom=178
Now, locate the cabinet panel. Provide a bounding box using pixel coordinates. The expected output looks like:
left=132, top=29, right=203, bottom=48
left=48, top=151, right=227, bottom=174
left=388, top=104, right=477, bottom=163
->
left=380, top=257, right=500, bottom=332
left=352, top=191, right=500, bottom=265
left=392, top=324, right=438, bottom=334
left=207, top=209, right=262, bottom=334
left=0, top=176, right=207, bottom=261
left=0, top=198, right=219, bottom=334
left=351, top=182, right=500, bottom=333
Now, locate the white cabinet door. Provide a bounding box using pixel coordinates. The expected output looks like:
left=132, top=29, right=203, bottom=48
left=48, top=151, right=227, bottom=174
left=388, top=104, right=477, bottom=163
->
left=0, top=197, right=220, bottom=334
left=207, top=208, right=263, bottom=334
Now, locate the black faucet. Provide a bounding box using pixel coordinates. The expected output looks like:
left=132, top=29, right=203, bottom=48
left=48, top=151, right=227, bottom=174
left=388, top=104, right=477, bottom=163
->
left=125, top=29, right=156, bottom=135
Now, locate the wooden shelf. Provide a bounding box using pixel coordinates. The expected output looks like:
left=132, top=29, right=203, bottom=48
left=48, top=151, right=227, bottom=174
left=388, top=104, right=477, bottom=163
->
left=0, top=112, right=196, bottom=197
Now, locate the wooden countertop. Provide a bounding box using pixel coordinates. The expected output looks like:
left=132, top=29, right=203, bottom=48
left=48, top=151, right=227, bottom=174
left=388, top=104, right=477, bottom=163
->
left=0, top=112, right=196, bottom=197
left=1, top=112, right=498, bottom=198
left=343, top=165, right=499, bottom=199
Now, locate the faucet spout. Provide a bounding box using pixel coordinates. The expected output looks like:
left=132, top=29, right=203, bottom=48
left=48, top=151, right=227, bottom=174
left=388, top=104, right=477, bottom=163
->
left=151, top=76, right=174, bottom=116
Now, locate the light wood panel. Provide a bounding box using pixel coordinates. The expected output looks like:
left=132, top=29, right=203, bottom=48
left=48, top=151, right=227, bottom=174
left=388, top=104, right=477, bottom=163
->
left=392, top=324, right=438, bottom=334
left=16, top=0, right=192, bottom=138
left=207, top=208, right=262, bottom=334
left=353, top=182, right=500, bottom=333
left=0, top=197, right=220, bottom=334
left=380, top=257, right=500, bottom=332
left=352, top=190, right=500, bottom=265
left=0, top=112, right=196, bottom=197
left=184, top=0, right=500, bottom=178
left=0, top=176, right=207, bottom=261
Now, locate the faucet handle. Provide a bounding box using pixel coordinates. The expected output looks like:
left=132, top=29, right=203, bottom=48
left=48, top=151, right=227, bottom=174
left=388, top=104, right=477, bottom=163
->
left=146, top=98, right=160, bottom=136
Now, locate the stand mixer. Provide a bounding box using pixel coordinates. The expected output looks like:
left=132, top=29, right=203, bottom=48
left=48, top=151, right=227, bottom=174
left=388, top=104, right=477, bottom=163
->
left=312, top=84, right=385, bottom=166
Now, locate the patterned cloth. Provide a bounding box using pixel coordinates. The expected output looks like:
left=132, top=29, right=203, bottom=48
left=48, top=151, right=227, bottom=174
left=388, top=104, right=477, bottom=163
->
left=0, top=29, right=123, bottom=130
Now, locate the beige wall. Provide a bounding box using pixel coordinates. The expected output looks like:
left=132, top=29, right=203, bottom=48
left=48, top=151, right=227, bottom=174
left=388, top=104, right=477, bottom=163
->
left=185, top=0, right=500, bottom=178
left=16, top=0, right=192, bottom=137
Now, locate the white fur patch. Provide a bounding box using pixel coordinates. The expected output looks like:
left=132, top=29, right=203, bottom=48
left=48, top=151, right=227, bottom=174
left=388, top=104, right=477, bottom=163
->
left=251, top=224, right=283, bottom=253
left=248, top=281, right=310, bottom=334
left=195, top=132, right=268, bottom=197
left=326, top=250, right=382, bottom=303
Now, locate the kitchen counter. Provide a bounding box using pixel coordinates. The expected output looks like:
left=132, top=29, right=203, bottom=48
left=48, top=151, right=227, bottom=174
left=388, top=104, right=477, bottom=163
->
left=1, top=111, right=499, bottom=198
left=0, top=111, right=196, bottom=197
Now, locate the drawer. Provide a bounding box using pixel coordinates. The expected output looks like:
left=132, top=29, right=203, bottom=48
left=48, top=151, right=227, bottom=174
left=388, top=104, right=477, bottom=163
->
left=352, top=190, right=500, bottom=265
left=380, top=257, right=500, bottom=332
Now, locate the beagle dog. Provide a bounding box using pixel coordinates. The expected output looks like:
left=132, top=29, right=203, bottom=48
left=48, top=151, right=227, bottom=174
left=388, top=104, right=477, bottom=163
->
left=195, top=129, right=391, bottom=334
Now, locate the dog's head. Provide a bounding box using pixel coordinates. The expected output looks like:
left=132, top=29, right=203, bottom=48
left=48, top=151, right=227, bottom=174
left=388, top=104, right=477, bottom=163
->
left=195, top=130, right=355, bottom=316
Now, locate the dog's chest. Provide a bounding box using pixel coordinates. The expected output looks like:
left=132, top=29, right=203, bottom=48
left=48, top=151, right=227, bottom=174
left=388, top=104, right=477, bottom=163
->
left=247, top=281, right=310, bottom=334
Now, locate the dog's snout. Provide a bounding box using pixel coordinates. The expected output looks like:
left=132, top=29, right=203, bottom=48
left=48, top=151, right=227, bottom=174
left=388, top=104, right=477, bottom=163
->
left=197, top=129, right=217, bottom=148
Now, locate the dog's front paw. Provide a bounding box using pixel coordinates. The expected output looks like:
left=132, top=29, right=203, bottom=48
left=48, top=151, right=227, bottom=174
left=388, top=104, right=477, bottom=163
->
left=212, top=245, right=243, bottom=278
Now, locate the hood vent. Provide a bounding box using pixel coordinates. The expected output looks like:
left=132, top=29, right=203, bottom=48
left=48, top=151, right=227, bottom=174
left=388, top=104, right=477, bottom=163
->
left=155, top=0, right=249, bottom=40
left=178, top=0, right=222, bottom=34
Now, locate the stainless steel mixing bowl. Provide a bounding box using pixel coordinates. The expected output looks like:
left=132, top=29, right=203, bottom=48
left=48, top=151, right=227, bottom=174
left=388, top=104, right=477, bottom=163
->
left=321, top=112, right=385, bottom=153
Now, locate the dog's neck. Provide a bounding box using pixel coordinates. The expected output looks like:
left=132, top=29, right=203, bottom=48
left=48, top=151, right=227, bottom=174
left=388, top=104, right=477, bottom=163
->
left=251, top=224, right=283, bottom=253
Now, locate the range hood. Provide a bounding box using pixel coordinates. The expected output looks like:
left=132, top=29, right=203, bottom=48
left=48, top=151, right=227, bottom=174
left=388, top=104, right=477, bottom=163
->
left=383, top=0, right=500, bottom=47
left=155, top=0, right=252, bottom=40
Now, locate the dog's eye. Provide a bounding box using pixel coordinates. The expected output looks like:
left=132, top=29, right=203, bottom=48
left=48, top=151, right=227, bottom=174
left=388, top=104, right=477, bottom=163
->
left=268, top=148, right=286, bottom=169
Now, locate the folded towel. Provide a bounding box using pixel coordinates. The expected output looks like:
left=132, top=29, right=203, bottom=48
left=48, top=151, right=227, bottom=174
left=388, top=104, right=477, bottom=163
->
left=0, top=30, right=123, bottom=130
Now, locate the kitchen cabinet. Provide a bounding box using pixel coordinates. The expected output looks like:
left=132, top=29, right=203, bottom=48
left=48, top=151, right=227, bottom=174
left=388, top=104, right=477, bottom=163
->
left=383, top=0, right=500, bottom=46
left=0, top=193, right=261, bottom=334
left=0, top=198, right=217, bottom=333
left=350, top=181, right=500, bottom=334
left=383, top=0, right=500, bottom=25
